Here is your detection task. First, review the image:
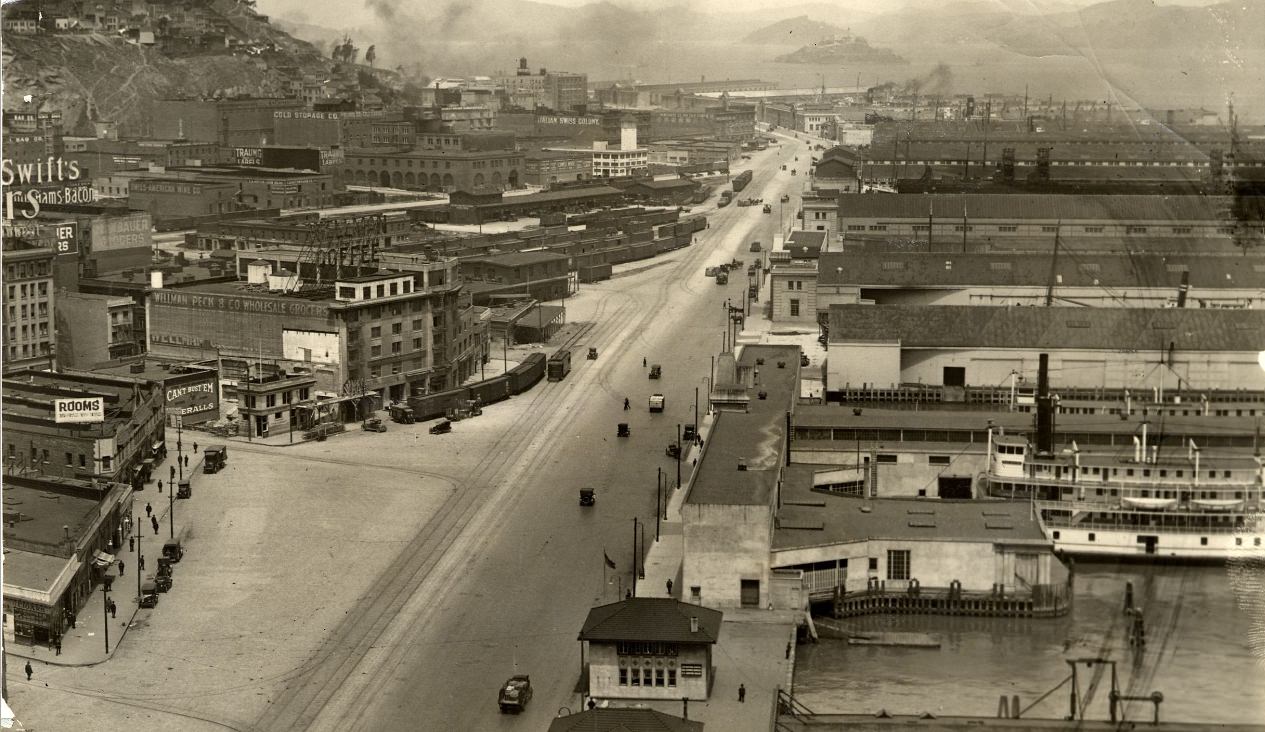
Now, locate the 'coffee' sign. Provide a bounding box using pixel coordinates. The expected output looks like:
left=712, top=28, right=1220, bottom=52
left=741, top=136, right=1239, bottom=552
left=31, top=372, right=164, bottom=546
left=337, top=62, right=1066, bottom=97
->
left=55, top=397, right=105, bottom=424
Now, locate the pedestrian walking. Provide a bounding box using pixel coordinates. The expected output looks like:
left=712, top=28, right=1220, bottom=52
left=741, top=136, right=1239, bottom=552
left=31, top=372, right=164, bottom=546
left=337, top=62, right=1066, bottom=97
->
left=110, top=600, right=117, bottom=619
left=666, top=578, right=673, bottom=595
left=138, top=555, right=145, bottom=572
left=158, top=479, right=163, bottom=493
left=183, top=455, right=189, bottom=468
left=738, top=684, right=746, bottom=703
left=128, top=536, right=134, bottom=552
left=169, top=465, right=175, bottom=481
left=193, top=441, right=198, bottom=454
left=118, top=561, right=125, bottom=577
left=55, top=638, right=62, bottom=656
left=642, top=357, right=647, bottom=367
left=152, top=516, right=159, bottom=535
left=25, top=662, right=32, bottom=681
left=145, top=502, right=152, bottom=517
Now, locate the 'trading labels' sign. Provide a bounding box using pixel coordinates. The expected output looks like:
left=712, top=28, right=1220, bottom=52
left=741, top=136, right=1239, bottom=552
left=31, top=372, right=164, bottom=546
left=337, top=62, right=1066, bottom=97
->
left=55, top=397, right=105, bottom=424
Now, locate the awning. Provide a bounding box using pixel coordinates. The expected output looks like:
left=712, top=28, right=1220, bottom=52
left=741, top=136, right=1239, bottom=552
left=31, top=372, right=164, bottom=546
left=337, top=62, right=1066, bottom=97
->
left=91, top=550, right=115, bottom=568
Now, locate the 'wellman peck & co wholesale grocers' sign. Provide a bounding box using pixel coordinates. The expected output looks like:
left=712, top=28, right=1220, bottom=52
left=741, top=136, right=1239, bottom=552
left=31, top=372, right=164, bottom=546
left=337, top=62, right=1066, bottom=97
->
left=54, top=397, right=105, bottom=424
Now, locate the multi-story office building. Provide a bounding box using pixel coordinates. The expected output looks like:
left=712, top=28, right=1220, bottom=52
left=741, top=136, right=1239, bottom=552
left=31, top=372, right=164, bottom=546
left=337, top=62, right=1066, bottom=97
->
left=3, top=239, right=57, bottom=371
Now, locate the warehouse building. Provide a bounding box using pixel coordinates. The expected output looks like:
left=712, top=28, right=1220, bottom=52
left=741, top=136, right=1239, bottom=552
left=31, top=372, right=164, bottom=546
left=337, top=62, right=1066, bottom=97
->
left=825, top=304, right=1265, bottom=397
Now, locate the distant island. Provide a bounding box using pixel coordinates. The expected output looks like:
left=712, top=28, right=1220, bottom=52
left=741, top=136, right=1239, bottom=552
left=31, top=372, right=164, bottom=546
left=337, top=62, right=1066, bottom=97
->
left=742, top=16, right=848, bottom=45
left=775, top=35, right=908, bottom=65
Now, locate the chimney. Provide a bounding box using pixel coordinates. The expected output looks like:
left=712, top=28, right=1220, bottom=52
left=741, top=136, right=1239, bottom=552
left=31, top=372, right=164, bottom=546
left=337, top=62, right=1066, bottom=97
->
left=620, top=120, right=637, bottom=151
left=1035, top=353, right=1055, bottom=455
left=690, top=616, right=699, bottom=633
left=1177, top=270, right=1189, bottom=308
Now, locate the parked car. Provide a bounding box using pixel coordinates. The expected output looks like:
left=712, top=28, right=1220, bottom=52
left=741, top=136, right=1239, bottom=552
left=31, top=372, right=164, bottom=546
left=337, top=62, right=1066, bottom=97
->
left=140, top=581, right=159, bottom=608
left=429, top=420, right=452, bottom=435
left=364, top=418, right=388, bottom=433
left=499, top=675, right=533, bottom=713
left=617, top=422, right=631, bottom=438
left=649, top=364, right=662, bottom=379
left=580, top=488, right=596, bottom=506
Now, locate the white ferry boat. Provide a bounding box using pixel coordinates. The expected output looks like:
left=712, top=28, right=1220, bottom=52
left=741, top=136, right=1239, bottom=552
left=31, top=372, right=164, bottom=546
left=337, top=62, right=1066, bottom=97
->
left=981, top=428, right=1264, bottom=560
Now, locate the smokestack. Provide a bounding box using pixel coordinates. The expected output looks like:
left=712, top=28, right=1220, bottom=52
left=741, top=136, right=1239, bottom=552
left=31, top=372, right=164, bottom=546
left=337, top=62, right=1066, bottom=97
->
left=1177, top=271, right=1189, bottom=308
left=1035, top=353, right=1055, bottom=455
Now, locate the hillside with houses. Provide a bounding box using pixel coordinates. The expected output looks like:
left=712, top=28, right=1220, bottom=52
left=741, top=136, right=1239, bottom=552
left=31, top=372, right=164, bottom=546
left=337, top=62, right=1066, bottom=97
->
left=1, top=0, right=405, bottom=135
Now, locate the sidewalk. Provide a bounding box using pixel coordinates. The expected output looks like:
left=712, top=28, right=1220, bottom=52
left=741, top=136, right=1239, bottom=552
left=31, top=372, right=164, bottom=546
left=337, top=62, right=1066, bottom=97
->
left=4, top=438, right=199, bottom=667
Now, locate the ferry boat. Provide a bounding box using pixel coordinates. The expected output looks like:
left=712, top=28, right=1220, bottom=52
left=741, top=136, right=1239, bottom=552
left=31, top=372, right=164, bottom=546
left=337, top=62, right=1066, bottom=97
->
left=979, top=356, right=1264, bottom=561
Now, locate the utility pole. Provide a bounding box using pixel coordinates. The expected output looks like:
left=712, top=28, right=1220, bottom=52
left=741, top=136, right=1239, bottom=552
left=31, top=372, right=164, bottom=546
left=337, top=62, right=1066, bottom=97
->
left=631, top=517, right=638, bottom=597
left=676, top=423, right=682, bottom=489
left=102, top=581, right=111, bottom=654
left=169, top=488, right=175, bottom=539
left=136, top=516, right=142, bottom=601
left=656, top=467, right=662, bottom=542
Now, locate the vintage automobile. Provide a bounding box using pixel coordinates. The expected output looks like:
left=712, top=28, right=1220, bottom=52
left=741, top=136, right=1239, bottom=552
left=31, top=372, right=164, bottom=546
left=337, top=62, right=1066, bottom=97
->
left=499, top=675, right=533, bottom=713
left=682, top=425, right=698, bottom=443
left=429, top=420, right=453, bottom=435
left=177, top=479, right=191, bottom=499
left=364, top=417, right=388, bottom=433
left=617, top=423, right=631, bottom=438
left=580, top=488, right=596, bottom=506
left=649, top=364, right=662, bottom=380
left=587, top=347, right=599, bottom=360
left=140, top=581, right=159, bottom=608
left=666, top=442, right=681, bottom=459
left=162, top=539, right=184, bottom=563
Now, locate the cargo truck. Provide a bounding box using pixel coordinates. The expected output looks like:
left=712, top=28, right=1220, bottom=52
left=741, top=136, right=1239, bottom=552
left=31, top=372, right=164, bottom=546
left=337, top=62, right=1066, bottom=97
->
left=649, top=394, right=666, bottom=413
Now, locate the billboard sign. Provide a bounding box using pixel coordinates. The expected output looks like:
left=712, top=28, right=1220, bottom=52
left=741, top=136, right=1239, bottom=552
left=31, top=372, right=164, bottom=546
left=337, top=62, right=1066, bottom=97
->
left=54, top=397, right=105, bottom=424
left=54, top=222, right=78, bottom=256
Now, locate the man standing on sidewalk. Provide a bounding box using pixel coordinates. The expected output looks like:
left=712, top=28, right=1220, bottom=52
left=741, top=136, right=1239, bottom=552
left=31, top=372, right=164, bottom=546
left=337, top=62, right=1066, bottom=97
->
left=118, top=560, right=125, bottom=577
left=25, top=662, right=32, bottom=681
left=55, top=638, right=62, bottom=656
left=138, top=555, right=145, bottom=572
left=158, top=479, right=162, bottom=493
left=738, top=684, right=746, bottom=703
left=146, top=502, right=152, bottom=518
left=152, top=516, right=159, bottom=535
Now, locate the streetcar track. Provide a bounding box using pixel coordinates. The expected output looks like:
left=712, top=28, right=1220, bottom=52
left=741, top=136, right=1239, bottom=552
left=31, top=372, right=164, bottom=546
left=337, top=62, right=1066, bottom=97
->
left=250, top=163, right=784, bottom=731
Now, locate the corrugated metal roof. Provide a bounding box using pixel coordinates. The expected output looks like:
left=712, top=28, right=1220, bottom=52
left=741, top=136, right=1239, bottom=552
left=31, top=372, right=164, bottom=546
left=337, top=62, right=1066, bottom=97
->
left=818, top=252, right=1265, bottom=289
left=835, top=193, right=1231, bottom=222
left=578, top=599, right=723, bottom=644
left=827, top=304, right=1265, bottom=352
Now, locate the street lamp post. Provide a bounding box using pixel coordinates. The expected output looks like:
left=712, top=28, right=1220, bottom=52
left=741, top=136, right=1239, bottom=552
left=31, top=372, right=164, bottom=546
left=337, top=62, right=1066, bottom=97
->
left=102, top=578, right=111, bottom=654
left=135, top=516, right=141, bottom=601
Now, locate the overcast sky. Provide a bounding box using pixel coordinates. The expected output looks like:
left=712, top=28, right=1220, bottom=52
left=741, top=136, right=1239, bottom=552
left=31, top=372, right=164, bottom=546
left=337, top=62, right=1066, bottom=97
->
left=259, top=0, right=1228, bottom=31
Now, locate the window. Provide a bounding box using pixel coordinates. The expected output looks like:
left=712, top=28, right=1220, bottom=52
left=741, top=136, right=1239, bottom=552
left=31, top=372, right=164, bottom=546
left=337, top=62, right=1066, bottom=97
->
left=371, top=345, right=382, bottom=357
left=392, top=323, right=402, bottom=335
left=886, top=550, right=910, bottom=580
left=1042, top=226, right=1058, bottom=233
left=998, top=225, right=1017, bottom=232
left=868, top=557, right=878, bottom=572
left=668, top=669, right=677, bottom=687
left=789, top=299, right=800, bottom=317
left=65, top=452, right=73, bottom=466
left=79, top=454, right=86, bottom=467
left=412, top=338, right=423, bottom=349
left=391, top=342, right=402, bottom=354
left=619, top=668, right=628, bottom=685
left=102, top=456, right=112, bottom=471
left=876, top=454, right=897, bottom=464
left=370, top=326, right=382, bottom=337
left=928, top=455, right=951, bottom=465
left=412, top=319, right=424, bottom=330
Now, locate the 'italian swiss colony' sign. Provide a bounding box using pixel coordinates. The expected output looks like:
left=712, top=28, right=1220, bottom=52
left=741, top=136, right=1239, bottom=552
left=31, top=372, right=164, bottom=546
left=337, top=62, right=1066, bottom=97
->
left=54, top=397, right=105, bottom=424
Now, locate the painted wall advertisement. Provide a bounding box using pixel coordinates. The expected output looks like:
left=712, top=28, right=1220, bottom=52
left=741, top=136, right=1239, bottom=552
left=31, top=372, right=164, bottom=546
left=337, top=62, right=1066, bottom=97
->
left=165, top=372, right=220, bottom=424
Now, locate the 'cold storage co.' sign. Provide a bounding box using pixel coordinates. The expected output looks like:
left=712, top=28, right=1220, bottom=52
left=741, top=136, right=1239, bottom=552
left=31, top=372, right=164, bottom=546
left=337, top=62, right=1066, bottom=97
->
left=55, top=397, right=105, bottom=424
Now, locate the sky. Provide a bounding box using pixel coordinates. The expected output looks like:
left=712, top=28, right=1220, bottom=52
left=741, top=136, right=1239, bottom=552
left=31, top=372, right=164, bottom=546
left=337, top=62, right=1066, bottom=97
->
left=258, top=0, right=1228, bottom=32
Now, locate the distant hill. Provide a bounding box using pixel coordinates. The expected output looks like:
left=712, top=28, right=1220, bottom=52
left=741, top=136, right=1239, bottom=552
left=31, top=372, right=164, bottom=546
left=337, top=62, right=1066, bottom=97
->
left=742, top=16, right=850, bottom=45
left=775, top=35, right=908, bottom=65
left=0, top=0, right=403, bottom=136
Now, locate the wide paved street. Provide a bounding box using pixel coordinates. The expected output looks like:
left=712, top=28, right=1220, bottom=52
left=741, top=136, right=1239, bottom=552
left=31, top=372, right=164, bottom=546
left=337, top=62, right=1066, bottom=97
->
left=267, top=137, right=809, bottom=732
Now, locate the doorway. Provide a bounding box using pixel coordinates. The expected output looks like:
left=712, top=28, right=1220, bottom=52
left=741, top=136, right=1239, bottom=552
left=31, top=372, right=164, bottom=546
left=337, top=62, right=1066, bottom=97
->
left=937, top=476, right=973, bottom=499
left=740, top=579, right=760, bottom=607
left=943, top=366, right=966, bottom=387
left=1137, top=535, right=1158, bottom=555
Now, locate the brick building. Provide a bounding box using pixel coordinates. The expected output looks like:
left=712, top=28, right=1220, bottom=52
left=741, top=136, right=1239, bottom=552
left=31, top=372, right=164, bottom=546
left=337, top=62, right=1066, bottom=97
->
left=342, top=148, right=524, bottom=191
left=2, top=369, right=167, bottom=488
left=55, top=291, right=142, bottom=366
left=152, top=98, right=305, bottom=146
left=3, top=239, right=57, bottom=371
left=459, top=251, right=572, bottom=304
